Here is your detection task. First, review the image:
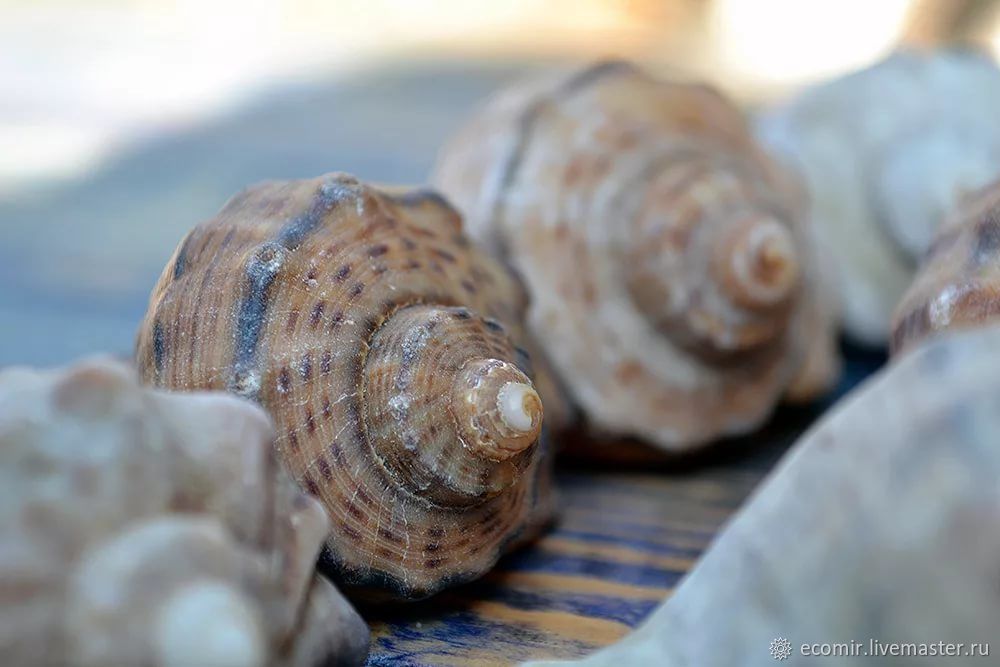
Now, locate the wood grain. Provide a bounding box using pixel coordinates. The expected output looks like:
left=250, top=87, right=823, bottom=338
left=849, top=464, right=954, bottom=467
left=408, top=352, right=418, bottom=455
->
left=363, top=397, right=859, bottom=665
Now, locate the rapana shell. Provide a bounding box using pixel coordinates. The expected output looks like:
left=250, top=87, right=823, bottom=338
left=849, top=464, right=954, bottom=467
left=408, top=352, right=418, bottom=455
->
left=434, top=60, right=839, bottom=451
left=136, top=173, right=554, bottom=600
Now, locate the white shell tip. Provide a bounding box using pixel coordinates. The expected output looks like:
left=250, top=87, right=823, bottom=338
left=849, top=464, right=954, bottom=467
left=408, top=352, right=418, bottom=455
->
left=497, top=382, right=538, bottom=433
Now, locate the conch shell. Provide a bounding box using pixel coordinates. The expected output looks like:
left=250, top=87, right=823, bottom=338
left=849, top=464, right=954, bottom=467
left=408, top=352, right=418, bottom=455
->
left=433, top=60, right=839, bottom=450
left=0, top=358, right=369, bottom=667
left=136, top=172, right=553, bottom=600
left=891, top=178, right=1000, bottom=356
left=528, top=325, right=1000, bottom=667
left=759, top=49, right=1000, bottom=346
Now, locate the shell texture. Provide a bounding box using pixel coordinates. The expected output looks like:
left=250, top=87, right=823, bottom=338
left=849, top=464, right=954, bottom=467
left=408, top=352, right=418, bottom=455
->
left=759, top=49, right=1000, bottom=346
left=0, top=357, right=369, bottom=667
left=528, top=325, right=1000, bottom=667
left=891, top=178, right=1000, bottom=356
left=136, top=172, right=553, bottom=600
left=433, top=60, right=839, bottom=450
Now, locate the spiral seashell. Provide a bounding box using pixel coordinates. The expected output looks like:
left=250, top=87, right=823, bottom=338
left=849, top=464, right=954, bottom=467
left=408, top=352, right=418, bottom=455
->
left=759, top=48, right=1000, bottom=346
left=890, top=177, right=1000, bottom=356
left=0, top=357, right=369, bottom=667
left=528, top=326, right=1000, bottom=667
left=135, top=173, right=553, bottom=600
left=433, top=60, right=839, bottom=450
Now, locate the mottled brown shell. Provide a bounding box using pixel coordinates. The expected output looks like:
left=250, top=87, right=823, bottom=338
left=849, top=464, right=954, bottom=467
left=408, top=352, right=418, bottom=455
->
left=0, top=358, right=369, bottom=667
left=891, top=178, right=1000, bottom=357
left=433, top=60, right=839, bottom=450
left=136, top=173, right=553, bottom=600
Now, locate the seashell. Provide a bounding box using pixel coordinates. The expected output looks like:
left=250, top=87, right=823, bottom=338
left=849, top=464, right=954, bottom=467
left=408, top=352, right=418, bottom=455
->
left=432, top=60, right=839, bottom=450
left=527, top=325, right=1000, bottom=667
left=891, top=178, right=1000, bottom=356
left=759, top=49, right=1000, bottom=346
left=0, top=357, right=369, bottom=667
left=135, top=172, right=553, bottom=600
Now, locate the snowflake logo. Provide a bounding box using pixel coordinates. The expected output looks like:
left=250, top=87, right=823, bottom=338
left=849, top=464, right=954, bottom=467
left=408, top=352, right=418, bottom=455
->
left=770, top=637, right=793, bottom=661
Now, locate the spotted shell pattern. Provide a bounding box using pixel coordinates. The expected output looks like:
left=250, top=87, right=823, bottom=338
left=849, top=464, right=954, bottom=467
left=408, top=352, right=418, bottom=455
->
left=433, top=61, right=839, bottom=450
left=0, top=358, right=369, bottom=667
left=136, top=173, right=553, bottom=600
left=891, top=177, right=1000, bottom=356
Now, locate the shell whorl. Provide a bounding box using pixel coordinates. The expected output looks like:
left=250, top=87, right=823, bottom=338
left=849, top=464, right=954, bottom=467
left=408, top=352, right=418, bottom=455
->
left=362, top=304, right=541, bottom=507
left=136, top=173, right=551, bottom=600
left=433, top=61, right=834, bottom=449
left=624, top=158, right=800, bottom=359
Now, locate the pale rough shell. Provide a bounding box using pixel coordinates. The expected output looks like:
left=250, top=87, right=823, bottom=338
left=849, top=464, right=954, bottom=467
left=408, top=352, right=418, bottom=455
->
left=0, top=357, right=368, bottom=667
left=434, top=60, right=839, bottom=450
left=759, top=49, right=1000, bottom=346
left=527, top=325, right=1000, bottom=666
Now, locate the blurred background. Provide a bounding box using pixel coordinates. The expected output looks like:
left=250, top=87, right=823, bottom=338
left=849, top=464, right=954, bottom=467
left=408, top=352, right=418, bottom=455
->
left=2, top=0, right=998, bottom=365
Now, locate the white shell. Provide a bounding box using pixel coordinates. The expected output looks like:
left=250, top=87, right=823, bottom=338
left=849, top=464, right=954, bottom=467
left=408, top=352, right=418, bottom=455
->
left=526, top=325, right=1000, bottom=666
left=0, top=358, right=369, bottom=667
left=759, top=49, right=1000, bottom=345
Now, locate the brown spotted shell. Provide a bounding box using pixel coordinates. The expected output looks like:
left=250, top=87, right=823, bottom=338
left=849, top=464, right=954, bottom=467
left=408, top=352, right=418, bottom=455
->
left=135, top=173, right=553, bottom=600
left=0, top=357, right=369, bottom=667
left=891, top=178, right=1000, bottom=357
left=433, top=60, right=840, bottom=450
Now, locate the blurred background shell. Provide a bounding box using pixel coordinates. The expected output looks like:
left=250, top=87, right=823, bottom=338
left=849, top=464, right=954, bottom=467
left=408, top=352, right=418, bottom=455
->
left=136, top=173, right=554, bottom=600
left=434, top=61, right=839, bottom=450
left=759, top=48, right=1000, bottom=347
left=891, top=177, right=1000, bottom=355
left=0, top=357, right=369, bottom=667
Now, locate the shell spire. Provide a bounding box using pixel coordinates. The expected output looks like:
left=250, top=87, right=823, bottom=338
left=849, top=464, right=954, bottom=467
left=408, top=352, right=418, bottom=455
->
left=623, top=162, right=803, bottom=359
left=136, top=173, right=553, bottom=600
left=433, top=60, right=838, bottom=450
left=360, top=304, right=543, bottom=507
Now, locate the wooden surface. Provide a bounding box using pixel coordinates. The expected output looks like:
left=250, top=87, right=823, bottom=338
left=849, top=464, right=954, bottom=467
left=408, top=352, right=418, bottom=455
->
left=0, top=58, right=881, bottom=665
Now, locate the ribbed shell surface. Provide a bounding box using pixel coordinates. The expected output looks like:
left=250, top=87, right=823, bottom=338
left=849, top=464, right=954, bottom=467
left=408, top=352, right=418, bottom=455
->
left=434, top=62, right=837, bottom=449
left=136, top=173, right=553, bottom=599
